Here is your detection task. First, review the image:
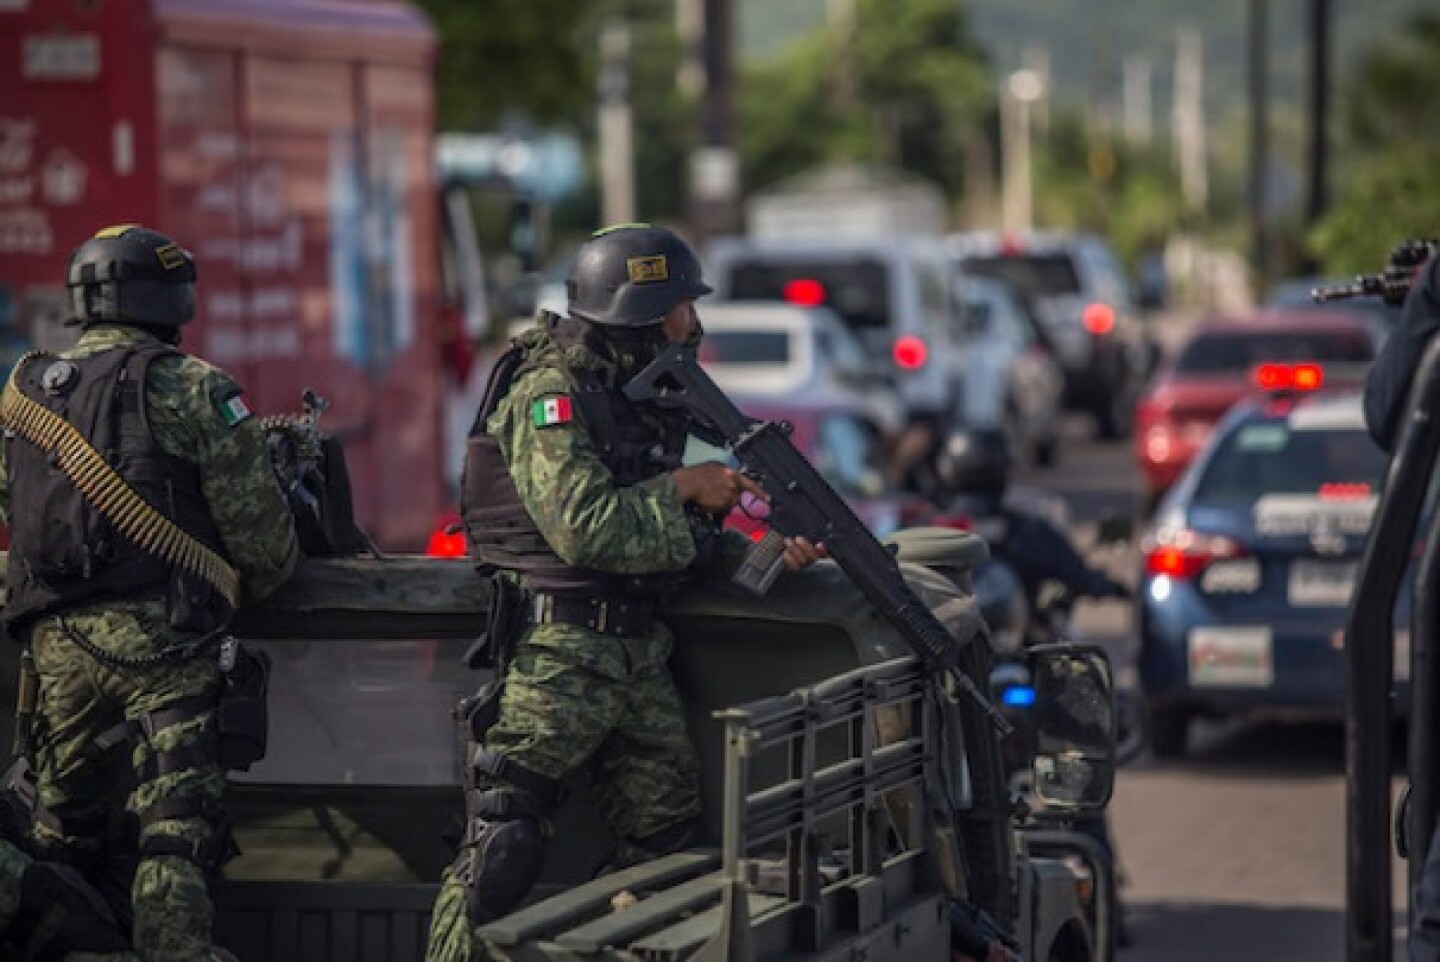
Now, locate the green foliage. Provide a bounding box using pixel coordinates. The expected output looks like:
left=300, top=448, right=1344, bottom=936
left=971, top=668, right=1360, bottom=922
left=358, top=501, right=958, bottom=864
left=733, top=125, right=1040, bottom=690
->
left=1310, top=144, right=1440, bottom=272
left=738, top=0, right=990, bottom=197
left=1031, top=117, right=1191, bottom=266
left=1311, top=14, right=1440, bottom=273
left=415, top=0, right=597, bottom=131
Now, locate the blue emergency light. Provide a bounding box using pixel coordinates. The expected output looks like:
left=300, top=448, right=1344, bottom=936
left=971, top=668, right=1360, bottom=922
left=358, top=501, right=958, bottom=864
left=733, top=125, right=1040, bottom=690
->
left=1001, top=686, right=1036, bottom=708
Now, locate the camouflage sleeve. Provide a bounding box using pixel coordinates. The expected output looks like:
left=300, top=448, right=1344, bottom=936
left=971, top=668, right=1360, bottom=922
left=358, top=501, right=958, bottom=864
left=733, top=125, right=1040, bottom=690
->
left=490, top=367, right=697, bottom=573
left=147, top=356, right=300, bottom=604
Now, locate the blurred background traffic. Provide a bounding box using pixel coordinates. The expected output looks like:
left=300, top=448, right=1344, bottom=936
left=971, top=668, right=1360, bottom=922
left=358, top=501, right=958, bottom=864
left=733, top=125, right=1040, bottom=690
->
left=3, top=0, right=1439, bottom=957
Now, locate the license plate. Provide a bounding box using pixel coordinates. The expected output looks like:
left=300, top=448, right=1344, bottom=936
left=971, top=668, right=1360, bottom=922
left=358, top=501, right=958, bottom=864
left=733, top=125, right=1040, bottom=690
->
left=1287, top=560, right=1358, bottom=607
left=1188, top=627, right=1273, bottom=687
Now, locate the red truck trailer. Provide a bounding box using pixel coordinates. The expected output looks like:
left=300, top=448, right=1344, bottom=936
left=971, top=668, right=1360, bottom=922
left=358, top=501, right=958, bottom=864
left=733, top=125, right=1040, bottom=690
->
left=0, top=0, right=455, bottom=549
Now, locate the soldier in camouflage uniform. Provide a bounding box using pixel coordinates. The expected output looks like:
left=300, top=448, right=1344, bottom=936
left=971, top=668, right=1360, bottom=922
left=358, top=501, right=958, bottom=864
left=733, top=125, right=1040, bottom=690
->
left=0, top=225, right=299, bottom=961
left=425, top=225, right=823, bottom=961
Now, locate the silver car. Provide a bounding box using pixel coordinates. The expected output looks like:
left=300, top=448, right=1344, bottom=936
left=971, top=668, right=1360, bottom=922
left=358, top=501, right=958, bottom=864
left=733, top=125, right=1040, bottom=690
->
left=954, top=276, right=1064, bottom=467
left=948, top=230, right=1152, bottom=439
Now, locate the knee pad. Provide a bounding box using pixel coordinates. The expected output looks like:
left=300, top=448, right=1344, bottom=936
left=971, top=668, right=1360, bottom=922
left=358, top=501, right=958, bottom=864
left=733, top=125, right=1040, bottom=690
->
left=454, top=816, right=548, bottom=924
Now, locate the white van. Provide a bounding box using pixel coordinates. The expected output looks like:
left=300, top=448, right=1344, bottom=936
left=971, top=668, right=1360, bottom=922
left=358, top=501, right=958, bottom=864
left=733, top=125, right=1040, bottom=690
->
left=704, top=235, right=965, bottom=430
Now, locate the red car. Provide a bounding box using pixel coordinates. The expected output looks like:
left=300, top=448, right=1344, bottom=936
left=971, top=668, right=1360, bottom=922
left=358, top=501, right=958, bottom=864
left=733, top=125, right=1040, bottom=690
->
left=1134, top=311, right=1380, bottom=509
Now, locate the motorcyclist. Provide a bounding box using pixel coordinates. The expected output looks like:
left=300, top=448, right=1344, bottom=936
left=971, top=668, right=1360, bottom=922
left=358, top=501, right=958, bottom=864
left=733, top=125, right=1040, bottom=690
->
left=931, top=429, right=1130, bottom=606
left=931, top=427, right=1133, bottom=948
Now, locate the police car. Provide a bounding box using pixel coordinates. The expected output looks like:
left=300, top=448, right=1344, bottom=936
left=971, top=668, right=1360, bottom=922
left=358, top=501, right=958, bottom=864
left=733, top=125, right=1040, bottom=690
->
left=1137, top=370, right=1402, bottom=757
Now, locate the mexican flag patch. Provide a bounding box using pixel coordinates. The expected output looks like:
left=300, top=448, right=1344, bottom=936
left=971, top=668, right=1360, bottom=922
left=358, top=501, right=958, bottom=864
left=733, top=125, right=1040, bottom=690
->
left=531, top=396, right=574, bottom=428
left=219, top=393, right=253, bottom=426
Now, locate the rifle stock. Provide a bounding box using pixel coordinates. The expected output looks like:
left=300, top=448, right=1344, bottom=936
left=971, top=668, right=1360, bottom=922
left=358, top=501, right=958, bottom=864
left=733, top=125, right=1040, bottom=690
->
left=625, top=347, right=1011, bottom=734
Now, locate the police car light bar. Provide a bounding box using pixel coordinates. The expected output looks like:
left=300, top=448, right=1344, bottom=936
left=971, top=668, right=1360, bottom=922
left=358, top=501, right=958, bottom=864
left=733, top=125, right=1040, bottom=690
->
left=1253, top=362, right=1324, bottom=392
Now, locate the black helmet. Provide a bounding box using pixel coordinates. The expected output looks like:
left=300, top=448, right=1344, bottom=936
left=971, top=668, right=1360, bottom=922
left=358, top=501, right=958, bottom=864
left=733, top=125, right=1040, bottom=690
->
left=936, top=428, right=1012, bottom=501
left=567, top=224, right=712, bottom=327
left=66, top=224, right=198, bottom=328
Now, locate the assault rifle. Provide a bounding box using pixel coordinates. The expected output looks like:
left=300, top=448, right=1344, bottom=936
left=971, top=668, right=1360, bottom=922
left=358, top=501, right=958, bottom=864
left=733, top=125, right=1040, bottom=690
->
left=624, top=346, right=1011, bottom=734
left=1313, top=238, right=1438, bottom=306
left=262, top=390, right=377, bottom=557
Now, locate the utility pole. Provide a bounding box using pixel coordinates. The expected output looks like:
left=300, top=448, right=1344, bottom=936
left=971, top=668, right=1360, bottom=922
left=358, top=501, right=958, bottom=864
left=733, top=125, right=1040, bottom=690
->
left=1172, top=26, right=1207, bottom=213
left=1305, top=0, right=1332, bottom=227
left=689, top=0, right=740, bottom=243
left=1022, top=44, right=1052, bottom=138
left=827, top=0, right=856, bottom=108
left=598, top=21, right=635, bottom=226
left=1249, top=0, right=1271, bottom=288
left=1001, top=70, right=1044, bottom=233
left=675, top=0, right=703, bottom=100
left=1123, top=54, right=1153, bottom=143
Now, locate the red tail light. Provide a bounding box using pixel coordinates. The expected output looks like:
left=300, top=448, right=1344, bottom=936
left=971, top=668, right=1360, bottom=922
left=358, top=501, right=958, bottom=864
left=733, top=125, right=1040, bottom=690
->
left=427, top=526, right=467, bottom=558
left=1143, top=529, right=1244, bottom=580
left=893, top=336, right=928, bottom=370
left=1082, top=302, right=1116, bottom=335
left=783, top=278, right=826, bottom=306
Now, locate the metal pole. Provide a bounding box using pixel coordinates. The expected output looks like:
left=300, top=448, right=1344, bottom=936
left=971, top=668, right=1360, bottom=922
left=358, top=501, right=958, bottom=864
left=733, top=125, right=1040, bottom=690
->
left=1248, top=0, right=1271, bottom=289
left=1345, top=335, right=1440, bottom=962
left=1305, top=0, right=1332, bottom=226
left=689, top=0, right=739, bottom=243
left=598, top=22, right=635, bottom=226
left=1410, top=506, right=1440, bottom=930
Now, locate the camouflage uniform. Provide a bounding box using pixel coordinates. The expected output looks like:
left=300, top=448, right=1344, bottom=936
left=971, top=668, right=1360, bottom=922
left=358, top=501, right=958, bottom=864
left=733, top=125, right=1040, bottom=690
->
left=425, top=327, right=745, bottom=961
left=0, top=325, right=299, bottom=961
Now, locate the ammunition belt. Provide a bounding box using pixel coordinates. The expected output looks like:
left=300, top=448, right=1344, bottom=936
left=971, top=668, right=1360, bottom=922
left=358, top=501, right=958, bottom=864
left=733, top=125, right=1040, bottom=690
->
left=0, top=367, right=240, bottom=608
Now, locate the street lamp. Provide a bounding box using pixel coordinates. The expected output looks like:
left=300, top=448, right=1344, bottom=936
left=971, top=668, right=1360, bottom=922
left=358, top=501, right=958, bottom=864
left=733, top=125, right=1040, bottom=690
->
left=1002, top=68, right=1044, bottom=232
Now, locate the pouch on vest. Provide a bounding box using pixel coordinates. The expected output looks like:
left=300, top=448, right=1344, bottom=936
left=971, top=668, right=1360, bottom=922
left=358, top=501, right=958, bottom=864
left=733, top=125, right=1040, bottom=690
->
left=462, top=574, right=526, bottom=671
left=167, top=567, right=229, bottom=634
left=217, top=640, right=270, bottom=771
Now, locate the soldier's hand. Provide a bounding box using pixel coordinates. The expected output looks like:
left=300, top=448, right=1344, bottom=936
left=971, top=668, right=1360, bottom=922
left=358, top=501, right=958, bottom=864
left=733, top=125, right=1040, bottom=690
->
left=673, top=463, right=767, bottom=514
left=782, top=536, right=827, bottom=571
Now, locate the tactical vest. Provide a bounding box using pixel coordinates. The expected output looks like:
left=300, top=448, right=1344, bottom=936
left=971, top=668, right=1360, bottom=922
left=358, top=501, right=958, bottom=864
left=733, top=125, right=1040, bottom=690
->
left=4, top=345, right=230, bottom=632
left=460, top=317, right=689, bottom=596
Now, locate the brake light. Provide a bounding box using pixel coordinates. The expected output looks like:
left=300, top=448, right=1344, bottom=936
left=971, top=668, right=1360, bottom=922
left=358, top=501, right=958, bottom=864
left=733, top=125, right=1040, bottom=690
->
left=893, top=336, right=928, bottom=370
left=1253, top=362, right=1324, bottom=392
left=427, top=526, right=467, bottom=558
left=1143, top=529, right=1244, bottom=580
left=1319, top=482, right=1372, bottom=501
left=1082, top=302, right=1116, bottom=335
left=783, top=278, right=826, bottom=306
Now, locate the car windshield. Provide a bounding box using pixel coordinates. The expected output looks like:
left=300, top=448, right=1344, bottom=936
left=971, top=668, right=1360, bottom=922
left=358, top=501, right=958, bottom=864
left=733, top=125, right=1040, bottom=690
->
left=1175, top=330, right=1374, bottom=374
left=1191, top=422, right=1387, bottom=505
left=701, top=330, right=791, bottom=366
left=961, top=254, right=1082, bottom=298
left=725, top=259, right=891, bottom=329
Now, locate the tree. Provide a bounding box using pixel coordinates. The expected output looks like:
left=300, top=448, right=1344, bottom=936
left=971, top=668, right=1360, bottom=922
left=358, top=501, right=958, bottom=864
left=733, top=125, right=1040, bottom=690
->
left=1310, top=14, right=1440, bottom=272
left=414, top=0, right=600, bottom=131
left=738, top=0, right=991, bottom=198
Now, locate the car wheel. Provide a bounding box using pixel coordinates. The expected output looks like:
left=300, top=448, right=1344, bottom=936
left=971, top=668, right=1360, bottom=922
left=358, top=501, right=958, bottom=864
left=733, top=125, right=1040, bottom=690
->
left=1147, top=701, right=1191, bottom=759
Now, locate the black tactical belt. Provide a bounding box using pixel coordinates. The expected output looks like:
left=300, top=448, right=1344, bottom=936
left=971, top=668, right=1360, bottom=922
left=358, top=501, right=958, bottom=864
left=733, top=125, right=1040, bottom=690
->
left=527, top=593, right=654, bottom=637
